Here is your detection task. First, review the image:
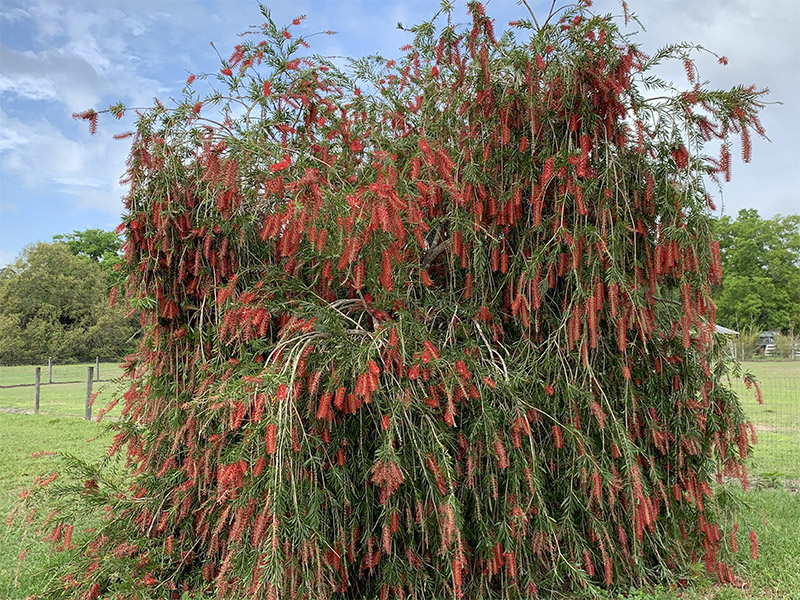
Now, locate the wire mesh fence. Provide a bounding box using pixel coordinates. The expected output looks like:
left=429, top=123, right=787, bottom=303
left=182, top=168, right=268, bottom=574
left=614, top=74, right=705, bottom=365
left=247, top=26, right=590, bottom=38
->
left=724, top=367, right=800, bottom=480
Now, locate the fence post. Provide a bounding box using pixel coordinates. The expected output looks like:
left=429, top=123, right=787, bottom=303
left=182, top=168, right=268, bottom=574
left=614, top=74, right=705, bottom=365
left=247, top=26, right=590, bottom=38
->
left=48, top=357, right=53, bottom=384
left=85, top=366, right=94, bottom=421
left=95, top=357, right=100, bottom=381
left=34, top=367, right=41, bottom=414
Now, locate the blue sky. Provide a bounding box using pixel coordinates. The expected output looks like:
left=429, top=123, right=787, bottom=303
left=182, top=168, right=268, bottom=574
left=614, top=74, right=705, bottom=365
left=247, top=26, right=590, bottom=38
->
left=1, top=0, right=798, bottom=267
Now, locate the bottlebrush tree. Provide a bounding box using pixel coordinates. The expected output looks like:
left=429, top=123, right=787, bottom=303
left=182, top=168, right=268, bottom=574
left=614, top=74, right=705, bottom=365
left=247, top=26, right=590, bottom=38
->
left=14, top=1, right=768, bottom=598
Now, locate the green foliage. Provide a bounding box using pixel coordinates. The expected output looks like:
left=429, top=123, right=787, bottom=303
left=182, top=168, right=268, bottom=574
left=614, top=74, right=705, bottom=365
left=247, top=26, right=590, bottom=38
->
left=0, top=243, right=136, bottom=364
left=52, top=229, right=124, bottom=290
left=52, top=229, right=121, bottom=264
left=713, top=209, right=800, bottom=332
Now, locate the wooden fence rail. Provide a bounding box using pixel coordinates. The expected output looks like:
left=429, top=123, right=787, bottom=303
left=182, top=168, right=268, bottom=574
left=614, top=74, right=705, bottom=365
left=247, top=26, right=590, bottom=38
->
left=0, top=360, right=109, bottom=420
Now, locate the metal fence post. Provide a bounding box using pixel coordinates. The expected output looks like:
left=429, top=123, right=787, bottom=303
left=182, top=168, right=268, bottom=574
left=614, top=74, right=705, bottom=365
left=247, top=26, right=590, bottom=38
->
left=85, top=367, right=94, bottom=420
left=34, top=367, right=41, bottom=414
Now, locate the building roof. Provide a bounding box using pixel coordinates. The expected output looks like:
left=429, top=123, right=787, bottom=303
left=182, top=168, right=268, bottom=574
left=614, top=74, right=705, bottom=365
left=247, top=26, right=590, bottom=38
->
left=715, top=325, right=740, bottom=336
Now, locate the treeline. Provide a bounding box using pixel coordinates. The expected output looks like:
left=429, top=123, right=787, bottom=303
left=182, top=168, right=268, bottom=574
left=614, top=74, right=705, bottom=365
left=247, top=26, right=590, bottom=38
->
left=713, top=209, right=800, bottom=335
left=1, top=210, right=797, bottom=365
left=0, top=229, right=138, bottom=365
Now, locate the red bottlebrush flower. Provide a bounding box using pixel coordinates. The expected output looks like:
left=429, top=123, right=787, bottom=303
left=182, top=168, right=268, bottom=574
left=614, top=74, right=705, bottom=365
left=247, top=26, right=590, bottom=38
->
left=535, top=54, right=545, bottom=70
left=221, top=68, right=233, bottom=76
left=505, top=550, right=517, bottom=579
left=464, top=273, right=473, bottom=298
left=552, top=425, right=563, bottom=449
left=544, top=385, right=555, bottom=396
left=583, top=549, right=595, bottom=577
left=381, top=415, right=391, bottom=430
left=270, top=155, right=292, bottom=173
left=276, top=383, right=288, bottom=401
left=753, top=380, right=763, bottom=405
left=493, top=436, right=509, bottom=469
left=282, top=30, right=292, bottom=39
left=142, top=573, right=158, bottom=586
left=186, top=74, right=196, bottom=85
left=718, top=55, right=729, bottom=65
left=671, top=145, right=689, bottom=169
left=729, top=528, right=739, bottom=553
left=420, top=269, right=433, bottom=287
left=423, top=340, right=440, bottom=359
left=720, top=144, right=731, bottom=182
left=519, top=136, right=528, bottom=152
left=741, top=126, right=752, bottom=163
left=683, top=59, right=695, bottom=84
left=591, top=470, right=603, bottom=501
left=263, top=80, right=271, bottom=96
left=540, top=157, right=555, bottom=187
left=425, top=455, right=447, bottom=495
left=193, top=102, right=202, bottom=114
left=266, top=423, right=277, bottom=454
left=483, top=376, right=497, bottom=389
left=749, top=530, right=758, bottom=560
left=317, top=391, right=333, bottom=420
left=252, top=456, right=266, bottom=477
left=350, top=139, right=363, bottom=152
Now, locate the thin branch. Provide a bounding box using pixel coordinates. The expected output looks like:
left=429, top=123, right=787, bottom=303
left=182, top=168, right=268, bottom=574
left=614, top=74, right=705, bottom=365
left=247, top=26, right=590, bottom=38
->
left=518, top=0, right=540, bottom=30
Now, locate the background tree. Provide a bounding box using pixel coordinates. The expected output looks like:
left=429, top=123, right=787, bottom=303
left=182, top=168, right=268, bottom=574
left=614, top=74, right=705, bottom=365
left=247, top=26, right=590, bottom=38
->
left=712, top=209, right=800, bottom=332
left=14, top=2, right=767, bottom=599
left=0, top=241, right=136, bottom=364
left=53, top=228, right=122, bottom=263
left=53, top=228, right=124, bottom=288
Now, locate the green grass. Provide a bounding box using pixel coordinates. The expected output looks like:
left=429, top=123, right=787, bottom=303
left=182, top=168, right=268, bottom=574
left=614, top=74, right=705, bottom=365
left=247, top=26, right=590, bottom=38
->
left=0, top=362, right=121, bottom=420
left=0, top=414, right=112, bottom=599
left=0, top=361, right=798, bottom=600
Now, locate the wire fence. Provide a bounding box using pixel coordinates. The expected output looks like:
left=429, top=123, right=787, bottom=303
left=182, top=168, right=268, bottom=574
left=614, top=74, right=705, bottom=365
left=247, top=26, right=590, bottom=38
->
left=724, top=372, right=800, bottom=480
left=1, top=362, right=798, bottom=479
left=0, top=362, right=117, bottom=420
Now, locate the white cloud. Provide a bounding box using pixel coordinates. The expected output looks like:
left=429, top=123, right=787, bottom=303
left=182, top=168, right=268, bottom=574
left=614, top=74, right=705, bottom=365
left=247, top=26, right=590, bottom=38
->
left=0, top=5, right=29, bottom=23
left=0, top=120, right=27, bottom=152
left=0, top=71, right=57, bottom=101
left=0, top=108, right=127, bottom=216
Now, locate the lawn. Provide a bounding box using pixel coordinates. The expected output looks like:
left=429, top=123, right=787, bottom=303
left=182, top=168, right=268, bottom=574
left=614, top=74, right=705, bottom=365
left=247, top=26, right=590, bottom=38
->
left=0, top=414, right=112, bottom=600
left=0, top=361, right=798, bottom=599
